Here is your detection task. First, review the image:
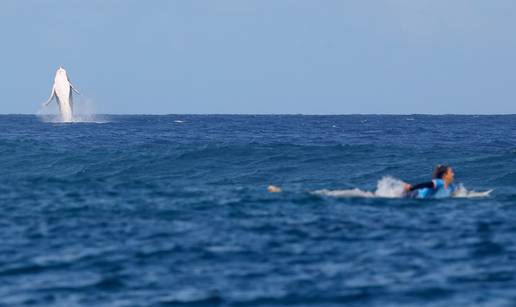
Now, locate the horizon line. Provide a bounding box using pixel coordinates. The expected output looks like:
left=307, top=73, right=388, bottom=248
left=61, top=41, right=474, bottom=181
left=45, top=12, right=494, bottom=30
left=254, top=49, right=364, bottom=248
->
left=1, top=113, right=516, bottom=116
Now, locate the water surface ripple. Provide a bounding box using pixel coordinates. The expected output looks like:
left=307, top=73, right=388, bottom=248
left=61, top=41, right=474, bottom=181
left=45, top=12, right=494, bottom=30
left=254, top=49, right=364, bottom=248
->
left=1, top=115, right=516, bottom=306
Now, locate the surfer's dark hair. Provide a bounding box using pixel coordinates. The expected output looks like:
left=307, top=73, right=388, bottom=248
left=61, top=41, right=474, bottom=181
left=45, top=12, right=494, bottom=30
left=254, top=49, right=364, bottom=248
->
left=433, top=165, right=450, bottom=179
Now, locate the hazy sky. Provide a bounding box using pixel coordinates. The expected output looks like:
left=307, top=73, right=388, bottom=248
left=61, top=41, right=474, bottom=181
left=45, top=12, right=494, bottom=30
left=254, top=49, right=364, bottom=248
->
left=1, top=1, right=515, bottom=114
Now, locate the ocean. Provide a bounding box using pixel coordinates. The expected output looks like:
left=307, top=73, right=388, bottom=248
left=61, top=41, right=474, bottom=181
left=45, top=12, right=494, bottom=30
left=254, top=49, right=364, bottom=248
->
left=1, top=114, right=516, bottom=306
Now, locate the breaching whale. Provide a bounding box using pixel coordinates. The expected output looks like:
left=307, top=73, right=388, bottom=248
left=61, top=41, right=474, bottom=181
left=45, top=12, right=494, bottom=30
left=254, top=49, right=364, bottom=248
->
left=43, top=67, right=80, bottom=122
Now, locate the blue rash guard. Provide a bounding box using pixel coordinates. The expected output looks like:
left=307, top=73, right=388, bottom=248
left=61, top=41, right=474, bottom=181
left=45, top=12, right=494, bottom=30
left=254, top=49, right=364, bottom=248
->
left=411, top=179, right=457, bottom=199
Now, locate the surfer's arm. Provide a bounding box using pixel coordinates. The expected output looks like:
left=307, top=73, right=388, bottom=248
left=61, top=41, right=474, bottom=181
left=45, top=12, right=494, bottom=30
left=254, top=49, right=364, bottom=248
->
left=407, top=181, right=435, bottom=191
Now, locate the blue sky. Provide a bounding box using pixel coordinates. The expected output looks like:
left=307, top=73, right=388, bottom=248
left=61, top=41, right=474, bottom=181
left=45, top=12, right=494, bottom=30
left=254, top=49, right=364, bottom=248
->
left=1, top=1, right=515, bottom=114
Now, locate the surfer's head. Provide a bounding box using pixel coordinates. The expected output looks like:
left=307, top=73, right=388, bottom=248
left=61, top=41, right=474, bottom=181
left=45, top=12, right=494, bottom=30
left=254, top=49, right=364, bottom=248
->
left=433, top=165, right=454, bottom=184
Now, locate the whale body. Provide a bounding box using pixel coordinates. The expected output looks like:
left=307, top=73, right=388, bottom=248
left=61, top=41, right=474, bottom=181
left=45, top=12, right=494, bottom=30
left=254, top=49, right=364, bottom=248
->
left=43, top=67, right=80, bottom=122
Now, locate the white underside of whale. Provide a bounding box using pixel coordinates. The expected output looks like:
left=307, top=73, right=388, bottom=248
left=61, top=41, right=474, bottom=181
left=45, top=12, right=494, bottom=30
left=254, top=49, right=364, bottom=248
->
left=43, top=67, right=79, bottom=122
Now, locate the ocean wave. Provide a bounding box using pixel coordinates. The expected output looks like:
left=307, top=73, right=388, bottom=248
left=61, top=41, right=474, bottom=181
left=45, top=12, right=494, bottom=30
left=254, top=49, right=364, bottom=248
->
left=1, top=115, right=515, bottom=306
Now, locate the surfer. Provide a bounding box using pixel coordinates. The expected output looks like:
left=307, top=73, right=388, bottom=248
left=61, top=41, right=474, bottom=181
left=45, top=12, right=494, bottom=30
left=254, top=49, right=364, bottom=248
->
left=404, top=165, right=457, bottom=198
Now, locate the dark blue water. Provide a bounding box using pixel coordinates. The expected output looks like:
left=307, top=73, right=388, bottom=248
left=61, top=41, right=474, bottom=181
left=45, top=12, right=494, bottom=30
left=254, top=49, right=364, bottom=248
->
left=2, top=115, right=516, bottom=306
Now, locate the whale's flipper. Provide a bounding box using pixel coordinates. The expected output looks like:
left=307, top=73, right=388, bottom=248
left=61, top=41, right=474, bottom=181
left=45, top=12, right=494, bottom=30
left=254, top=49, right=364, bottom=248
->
left=43, top=86, right=56, bottom=106
left=70, top=83, right=80, bottom=95
left=69, top=89, right=74, bottom=110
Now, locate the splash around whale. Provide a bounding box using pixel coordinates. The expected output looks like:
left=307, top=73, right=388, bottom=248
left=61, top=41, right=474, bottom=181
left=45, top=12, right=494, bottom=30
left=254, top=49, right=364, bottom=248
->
left=42, top=67, right=80, bottom=122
